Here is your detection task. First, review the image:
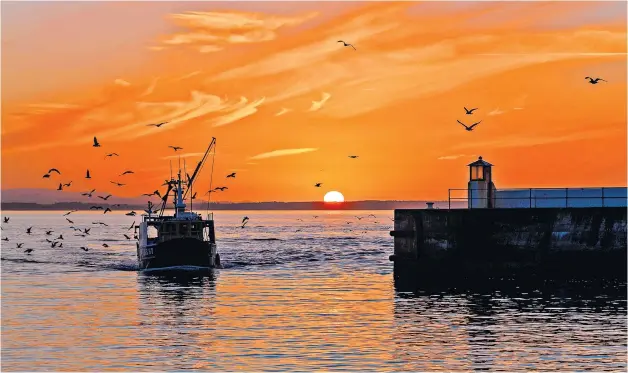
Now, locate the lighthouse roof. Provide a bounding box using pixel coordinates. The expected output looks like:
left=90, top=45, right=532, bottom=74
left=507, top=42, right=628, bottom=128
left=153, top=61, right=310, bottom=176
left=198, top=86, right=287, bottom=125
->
left=467, top=156, right=493, bottom=167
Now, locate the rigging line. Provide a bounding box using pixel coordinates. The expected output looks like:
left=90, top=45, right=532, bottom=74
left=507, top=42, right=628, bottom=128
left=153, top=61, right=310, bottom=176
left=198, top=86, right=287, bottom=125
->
left=207, top=140, right=217, bottom=217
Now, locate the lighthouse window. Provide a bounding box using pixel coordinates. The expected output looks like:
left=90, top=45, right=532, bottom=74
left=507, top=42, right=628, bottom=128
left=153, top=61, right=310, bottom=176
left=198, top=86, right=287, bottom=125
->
left=471, top=165, right=484, bottom=180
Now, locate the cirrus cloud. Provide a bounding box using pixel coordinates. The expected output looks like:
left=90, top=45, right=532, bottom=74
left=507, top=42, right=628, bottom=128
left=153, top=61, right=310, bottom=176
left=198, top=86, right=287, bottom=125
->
left=249, top=148, right=318, bottom=160
left=156, top=10, right=318, bottom=53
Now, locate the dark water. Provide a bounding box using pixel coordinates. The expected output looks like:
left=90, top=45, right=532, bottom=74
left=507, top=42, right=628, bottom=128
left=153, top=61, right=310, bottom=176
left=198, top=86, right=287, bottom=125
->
left=1, top=211, right=626, bottom=371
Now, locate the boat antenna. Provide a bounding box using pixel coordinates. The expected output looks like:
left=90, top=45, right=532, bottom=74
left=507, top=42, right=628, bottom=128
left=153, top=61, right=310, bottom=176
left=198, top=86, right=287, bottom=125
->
left=207, top=139, right=217, bottom=217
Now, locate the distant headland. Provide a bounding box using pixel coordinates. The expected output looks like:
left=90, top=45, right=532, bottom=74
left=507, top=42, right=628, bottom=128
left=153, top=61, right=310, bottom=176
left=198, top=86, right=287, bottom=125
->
left=0, top=200, right=457, bottom=211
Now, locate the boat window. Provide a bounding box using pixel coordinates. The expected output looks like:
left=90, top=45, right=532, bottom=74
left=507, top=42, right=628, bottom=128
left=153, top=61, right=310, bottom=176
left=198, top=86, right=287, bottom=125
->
left=147, top=226, right=159, bottom=239
left=179, top=223, right=189, bottom=235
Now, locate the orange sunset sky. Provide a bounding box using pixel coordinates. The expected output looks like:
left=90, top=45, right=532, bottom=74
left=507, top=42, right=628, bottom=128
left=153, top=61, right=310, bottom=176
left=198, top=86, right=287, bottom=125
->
left=1, top=1, right=626, bottom=203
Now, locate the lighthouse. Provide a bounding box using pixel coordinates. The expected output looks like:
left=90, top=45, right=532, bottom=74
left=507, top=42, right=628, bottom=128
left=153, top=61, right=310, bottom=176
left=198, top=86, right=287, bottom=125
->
left=467, top=156, right=495, bottom=208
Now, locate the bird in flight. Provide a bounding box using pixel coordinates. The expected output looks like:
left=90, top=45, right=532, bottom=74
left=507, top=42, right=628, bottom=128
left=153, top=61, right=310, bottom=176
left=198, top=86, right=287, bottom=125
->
left=105, top=153, right=119, bottom=159
left=57, top=183, right=63, bottom=191
left=66, top=218, right=74, bottom=224
left=63, top=181, right=72, bottom=187
left=90, top=206, right=103, bottom=210
left=585, top=76, right=607, bottom=84
left=464, top=107, right=478, bottom=115
left=457, top=120, right=482, bottom=131
left=42, top=173, right=51, bottom=178
left=16, top=243, right=24, bottom=249
left=337, top=40, right=356, bottom=50
left=169, top=146, right=183, bottom=152
left=110, top=181, right=125, bottom=187
left=26, top=226, right=33, bottom=234
left=314, top=183, right=322, bottom=187
left=64, top=210, right=78, bottom=216
left=348, top=155, right=359, bottom=159
left=24, top=249, right=34, bottom=254
left=214, top=186, right=228, bottom=191
left=48, top=168, right=61, bottom=175
left=81, top=189, right=95, bottom=198
left=85, top=169, right=91, bottom=179
left=147, top=122, right=167, bottom=127
left=3, top=217, right=9, bottom=223
left=81, top=246, right=89, bottom=252
left=126, top=211, right=137, bottom=216
left=93, top=137, right=101, bottom=147
left=98, top=194, right=112, bottom=200
left=242, top=216, right=249, bottom=224
left=103, top=208, right=112, bottom=214
left=226, top=172, right=236, bottom=178
left=120, top=170, right=134, bottom=176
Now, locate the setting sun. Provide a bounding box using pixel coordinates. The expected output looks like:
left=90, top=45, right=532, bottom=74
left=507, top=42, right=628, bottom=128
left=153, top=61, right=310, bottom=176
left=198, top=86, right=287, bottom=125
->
left=323, top=191, right=345, bottom=203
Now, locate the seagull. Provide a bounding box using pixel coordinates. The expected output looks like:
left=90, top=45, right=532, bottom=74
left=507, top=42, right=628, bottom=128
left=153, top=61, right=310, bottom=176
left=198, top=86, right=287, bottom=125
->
left=93, top=136, right=101, bottom=147
left=26, top=227, right=33, bottom=234
left=42, top=173, right=51, bottom=178
left=45, top=230, right=53, bottom=235
left=147, top=122, right=167, bottom=127
left=127, top=221, right=136, bottom=231
left=110, top=181, right=125, bottom=187
left=337, top=40, right=356, bottom=50
left=81, top=190, right=95, bottom=198
left=169, top=146, right=183, bottom=152
left=16, top=243, right=24, bottom=248
left=2, top=237, right=8, bottom=241
left=124, top=234, right=131, bottom=240
left=63, top=181, right=72, bottom=187
left=585, top=76, right=607, bottom=84
left=368, top=214, right=377, bottom=218
left=57, top=234, right=64, bottom=240
left=348, top=155, right=359, bottom=159
left=3, top=217, right=9, bottom=223
left=48, top=168, right=61, bottom=174
left=80, top=246, right=89, bottom=252
left=102, top=243, right=109, bottom=248
left=57, top=183, right=63, bottom=191
left=125, top=211, right=137, bottom=216
left=98, top=194, right=112, bottom=200
left=457, top=120, right=482, bottom=131
left=242, top=216, right=249, bottom=224
left=226, top=172, right=236, bottom=178
left=90, top=206, right=104, bottom=210
left=66, top=218, right=74, bottom=224
left=314, top=183, right=322, bottom=187
left=120, top=171, right=134, bottom=176
left=355, top=216, right=363, bottom=220
left=464, top=107, right=478, bottom=115
left=24, top=249, right=33, bottom=254
left=105, top=153, right=119, bottom=159
left=64, top=210, right=79, bottom=216
left=214, top=186, right=228, bottom=191
left=83, top=228, right=91, bottom=235
left=85, top=169, right=91, bottom=179
left=103, top=208, right=112, bottom=214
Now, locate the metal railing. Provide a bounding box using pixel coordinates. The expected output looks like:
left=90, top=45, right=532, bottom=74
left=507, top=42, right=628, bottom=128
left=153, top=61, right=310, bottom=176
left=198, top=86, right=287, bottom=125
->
left=448, top=187, right=627, bottom=209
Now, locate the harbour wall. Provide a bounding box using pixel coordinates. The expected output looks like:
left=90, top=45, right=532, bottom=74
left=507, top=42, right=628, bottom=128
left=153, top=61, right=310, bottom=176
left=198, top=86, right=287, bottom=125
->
left=389, top=207, right=627, bottom=279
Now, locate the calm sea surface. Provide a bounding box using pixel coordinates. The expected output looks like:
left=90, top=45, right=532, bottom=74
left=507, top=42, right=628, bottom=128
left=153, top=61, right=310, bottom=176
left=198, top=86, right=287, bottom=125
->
left=1, top=210, right=626, bottom=371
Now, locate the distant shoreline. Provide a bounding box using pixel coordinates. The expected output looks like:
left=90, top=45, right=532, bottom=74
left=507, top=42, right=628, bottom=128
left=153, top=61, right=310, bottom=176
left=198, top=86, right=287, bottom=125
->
left=1, top=200, right=455, bottom=211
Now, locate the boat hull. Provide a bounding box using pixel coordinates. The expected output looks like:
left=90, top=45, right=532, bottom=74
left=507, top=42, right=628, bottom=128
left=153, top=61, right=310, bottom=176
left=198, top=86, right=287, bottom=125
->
left=137, top=237, right=217, bottom=270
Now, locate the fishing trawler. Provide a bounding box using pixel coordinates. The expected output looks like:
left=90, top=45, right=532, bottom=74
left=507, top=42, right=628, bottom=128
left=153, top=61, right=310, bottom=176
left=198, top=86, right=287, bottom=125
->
left=136, top=138, right=220, bottom=270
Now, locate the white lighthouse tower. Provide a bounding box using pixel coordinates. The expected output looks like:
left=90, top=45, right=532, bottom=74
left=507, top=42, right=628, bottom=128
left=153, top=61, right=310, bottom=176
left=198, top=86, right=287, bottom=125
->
left=467, top=156, right=495, bottom=208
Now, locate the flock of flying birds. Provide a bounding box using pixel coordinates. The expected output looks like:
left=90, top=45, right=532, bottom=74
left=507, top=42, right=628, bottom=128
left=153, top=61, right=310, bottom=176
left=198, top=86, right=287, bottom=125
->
left=0, top=39, right=609, bottom=256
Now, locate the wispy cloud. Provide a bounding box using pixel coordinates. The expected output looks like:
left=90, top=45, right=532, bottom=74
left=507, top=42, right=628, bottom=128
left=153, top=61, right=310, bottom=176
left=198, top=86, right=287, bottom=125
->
left=140, top=77, right=160, bottom=97
left=488, top=108, right=506, bottom=116
left=437, top=154, right=474, bottom=160
left=249, top=148, right=318, bottom=160
left=454, top=128, right=623, bottom=150
left=211, top=97, right=265, bottom=127
left=275, top=108, right=292, bottom=116
left=157, top=10, right=318, bottom=53
left=114, top=79, right=131, bottom=87
left=161, top=152, right=205, bottom=160
left=308, top=92, right=331, bottom=112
